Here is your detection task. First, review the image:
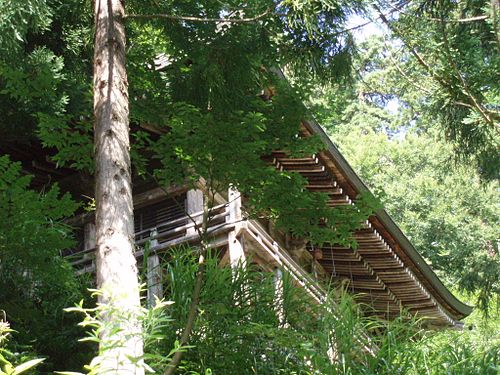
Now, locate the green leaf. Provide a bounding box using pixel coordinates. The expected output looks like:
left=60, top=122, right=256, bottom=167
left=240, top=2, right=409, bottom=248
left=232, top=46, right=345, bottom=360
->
left=12, top=358, right=44, bottom=374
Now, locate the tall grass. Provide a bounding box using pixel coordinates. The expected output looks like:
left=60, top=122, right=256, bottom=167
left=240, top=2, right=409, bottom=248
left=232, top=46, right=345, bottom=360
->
left=61, top=247, right=498, bottom=374
left=143, top=248, right=499, bottom=374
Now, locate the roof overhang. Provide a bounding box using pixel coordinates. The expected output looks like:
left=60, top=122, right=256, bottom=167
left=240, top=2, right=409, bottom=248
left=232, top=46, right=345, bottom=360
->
left=299, top=117, right=472, bottom=324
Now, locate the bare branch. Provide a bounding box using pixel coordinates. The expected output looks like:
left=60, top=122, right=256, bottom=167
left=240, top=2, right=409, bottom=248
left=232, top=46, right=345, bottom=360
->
left=125, top=8, right=273, bottom=23
left=386, top=45, right=433, bottom=95
left=424, top=15, right=489, bottom=23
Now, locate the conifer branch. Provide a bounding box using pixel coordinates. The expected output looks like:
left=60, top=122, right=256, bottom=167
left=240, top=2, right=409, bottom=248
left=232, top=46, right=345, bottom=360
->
left=440, top=21, right=496, bottom=127
left=376, top=6, right=447, bottom=87
left=375, top=5, right=499, bottom=129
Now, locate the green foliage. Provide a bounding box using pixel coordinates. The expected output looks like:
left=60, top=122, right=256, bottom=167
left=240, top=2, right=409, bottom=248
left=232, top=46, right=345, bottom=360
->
left=1, top=0, right=498, bottom=372
left=63, top=290, right=173, bottom=375
left=0, top=0, right=52, bottom=54
left=95, top=248, right=374, bottom=374
left=0, top=0, right=93, bottom=151
left=0, top=156, right=90, bottom=371
left=149, top=96, right=378, bottom=244
left=333, top=120, right=499, bottom=313
left=0, top=155, right=76, bottom=282
left=0, top=319, right=44, bottom=375
left=0, top=0, right=375, bottom=245
left=0, top=46, right=69, bottom=142
left=114, top=1, right=377, bottom=245
left=412, top=300, right=500, bottom=375
left=16, top=0, right=363, bottom=173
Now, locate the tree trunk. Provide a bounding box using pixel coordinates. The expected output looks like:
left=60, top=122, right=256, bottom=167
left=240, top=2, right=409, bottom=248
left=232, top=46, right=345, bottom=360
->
left=93, top=0, right=144, bottom=373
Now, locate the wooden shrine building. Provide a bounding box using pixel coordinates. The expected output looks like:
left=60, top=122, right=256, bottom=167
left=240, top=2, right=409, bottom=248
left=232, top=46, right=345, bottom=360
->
left=0, top=117, right=472, bottom=329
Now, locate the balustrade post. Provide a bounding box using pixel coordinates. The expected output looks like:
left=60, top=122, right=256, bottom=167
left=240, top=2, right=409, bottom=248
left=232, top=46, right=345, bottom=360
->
left=227, top=187, right=246, bottom=270
left=147, top=228, right=163, bottom=306
left=186, top=189, right=204, bottom=236
left=83, top=222, right=96, bottom=255
left=83, top=222, right=96, bottom=275
left=273, top=266, right=287, bottom=327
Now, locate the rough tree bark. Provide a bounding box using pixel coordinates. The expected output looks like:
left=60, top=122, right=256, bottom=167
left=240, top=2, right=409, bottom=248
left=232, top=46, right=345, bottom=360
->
left=94, top=0, right=144, bottom=373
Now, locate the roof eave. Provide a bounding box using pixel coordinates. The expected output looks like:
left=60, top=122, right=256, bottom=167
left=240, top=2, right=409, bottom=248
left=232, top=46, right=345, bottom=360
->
left=301, top=118, right=473, bottom=320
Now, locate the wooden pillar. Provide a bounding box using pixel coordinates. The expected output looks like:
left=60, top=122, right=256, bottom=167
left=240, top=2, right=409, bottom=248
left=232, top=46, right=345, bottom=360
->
left=273, top=267, right=286, bottom=327
left=227, top=187, right=246, bottom=269
left=147, top=229, right=163, bottom=306
left=83, top=222, right=96, bottom=253
left=83, top=222, right=96, bottom=278
left=186, top=189, right=204, bottom=236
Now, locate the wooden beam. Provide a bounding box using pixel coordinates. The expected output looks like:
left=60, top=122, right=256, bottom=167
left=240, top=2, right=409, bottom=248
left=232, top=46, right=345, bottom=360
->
left=227, top=187, right=246, bottom=269
left=186, top=189, right=203, bottom=236
left=273, top=267, right=286, bottom=327
left=146, top=229, right=163, bottom=306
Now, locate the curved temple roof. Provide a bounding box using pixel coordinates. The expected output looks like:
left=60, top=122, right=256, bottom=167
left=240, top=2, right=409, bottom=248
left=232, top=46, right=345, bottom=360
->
left=275, top=118, right=472, bottom=326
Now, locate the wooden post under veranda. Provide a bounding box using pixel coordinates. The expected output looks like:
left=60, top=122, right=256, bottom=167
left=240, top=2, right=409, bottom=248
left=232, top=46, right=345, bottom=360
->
left=227, top=187, right=246, bottom=269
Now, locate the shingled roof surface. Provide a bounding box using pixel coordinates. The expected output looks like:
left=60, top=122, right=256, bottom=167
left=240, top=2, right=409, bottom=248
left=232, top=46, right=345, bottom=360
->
left=271, top=118, right=472, bottom=326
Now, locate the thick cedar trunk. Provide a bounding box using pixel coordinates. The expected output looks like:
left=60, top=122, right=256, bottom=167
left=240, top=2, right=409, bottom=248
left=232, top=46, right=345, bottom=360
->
left=93, top=0, right=144, bottom=373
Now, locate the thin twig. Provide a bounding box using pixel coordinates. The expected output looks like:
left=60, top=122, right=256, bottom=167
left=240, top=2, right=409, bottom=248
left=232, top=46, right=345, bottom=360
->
left=164, top=199, right=210, bottom=375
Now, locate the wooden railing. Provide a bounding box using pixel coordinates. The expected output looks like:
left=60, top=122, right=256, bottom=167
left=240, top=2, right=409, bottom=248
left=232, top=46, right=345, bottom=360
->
left=65, top=203, right=231, bottom=274
left=242, top=219, right=377, bottom=356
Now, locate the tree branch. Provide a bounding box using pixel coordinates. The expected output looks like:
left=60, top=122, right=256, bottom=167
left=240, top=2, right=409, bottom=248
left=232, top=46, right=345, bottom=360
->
left=331, top=19, right=375, bottom=36
left=145, top=172, right=226, bottom=375
left=453, top=101, right=474, bottom=109
left=423, top=15, right=489, bottom=23
left=386, top=46, right=433, bottom=95
left=329, top=8, right=402, bottom=38
left=162, top=182, right=250, bottom=375
left=164, top=199, right=209, bottom=375
left=125, top=8, right=273, bottom=23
